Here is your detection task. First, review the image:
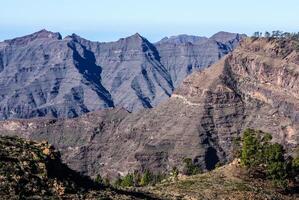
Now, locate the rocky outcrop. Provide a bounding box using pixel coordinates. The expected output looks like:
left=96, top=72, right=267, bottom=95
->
left=0, top=135, right=94, bottom=198
left=0, top=135, right=160, bottom=199
left=0, top=30, right=242, bottom=119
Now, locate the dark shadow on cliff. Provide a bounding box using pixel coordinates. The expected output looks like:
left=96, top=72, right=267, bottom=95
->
left=204, top=147, right=219, bottom=170
left=67, top=39, right=114, bottom=107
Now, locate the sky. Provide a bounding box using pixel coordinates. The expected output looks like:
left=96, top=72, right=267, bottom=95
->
left=1, top=0, right=299, bottom=42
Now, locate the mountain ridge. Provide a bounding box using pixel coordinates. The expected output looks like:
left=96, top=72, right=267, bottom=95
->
left=0, top=29, right=243, bottom=119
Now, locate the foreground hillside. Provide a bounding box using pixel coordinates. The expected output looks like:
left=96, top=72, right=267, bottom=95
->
left=1, top=135, right=297, bottom=200
left=146, top=160, right=298, bottom=200
left=0, top=136, right=158, bottom=199
left=0, top=37, right=298, bottom=179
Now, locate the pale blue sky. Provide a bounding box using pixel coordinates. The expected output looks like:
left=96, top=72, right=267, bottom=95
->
left=1, top=0, right=299, bottom=42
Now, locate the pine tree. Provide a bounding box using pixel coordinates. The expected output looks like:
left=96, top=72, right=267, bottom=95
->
left=240, top=129, right=260, bottom=168
left=265, top=143, right=287, bottom=187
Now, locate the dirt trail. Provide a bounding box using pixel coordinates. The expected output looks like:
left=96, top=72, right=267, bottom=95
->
left=171, top=94, right=201, bottom=106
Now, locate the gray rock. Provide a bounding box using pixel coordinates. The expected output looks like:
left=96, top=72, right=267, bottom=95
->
left=156, top=32, right=244, bottom=87
left=0, top=30, right=242, bottom=119
left=156, top=34, right=207, bottom=45
left=0, top=30, right=113, bottom=119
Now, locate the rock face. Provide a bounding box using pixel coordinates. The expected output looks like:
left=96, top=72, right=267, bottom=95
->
left=0, top=38, right=298, bottom=179
left=0, top=30, right=242, bottom=119
left=155, top=32, right=244, bottom=87
left=0, top=30, right=114, bottom=119
left=156, top=34, right=208, bottom=45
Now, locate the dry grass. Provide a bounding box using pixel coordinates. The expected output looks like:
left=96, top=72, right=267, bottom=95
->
left=141, top=160, right=298, bottom=200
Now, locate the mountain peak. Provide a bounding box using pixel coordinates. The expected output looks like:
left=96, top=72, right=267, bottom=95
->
left=64, top=33, right=85, bottom=42
left=4, top=29, right=62, bottom=45
left=115, top=32, right=149, bottom=47
left=156, top=34, right=207, bottom=45
left=133, top=32, right=142, bottom=37
left=125, top=32, right=145, bottom=41
left=210, top=31, right=246, bottom=43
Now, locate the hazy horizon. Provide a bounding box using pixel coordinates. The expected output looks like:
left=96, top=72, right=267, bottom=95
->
left=1, top=0, right=299, bottom=42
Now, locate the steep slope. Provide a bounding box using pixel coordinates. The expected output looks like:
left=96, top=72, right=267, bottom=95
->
left=0, top=29, right=114, bottom=119
left=74, top=33, right=174, bottom=111
left=156, top=32, right=244, bottom=87
left=0, top=37, right=298, bottom=179
left=0, top=136, right=158, bottom=199
left=0, top=30, right=241, bottom=119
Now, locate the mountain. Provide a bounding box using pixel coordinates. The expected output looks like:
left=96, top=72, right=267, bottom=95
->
left=156, top=34, right=207, bottom=45
left=0, top=30, right=114, bottom=119
left=0, top=37, right=298, bottom=179
left=155, top=32, right=244, bottom=87
left=0, top=30, right=243, bottom=119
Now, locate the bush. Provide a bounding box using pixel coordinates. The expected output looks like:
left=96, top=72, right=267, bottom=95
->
left=121, top=173, right=134, bottom=187
left=95, top=174, right=103, bottom=185
left=103, top=176, right=110, bottom=186
left=232, top=137, right=241, bottom=158
left=140, top=170, right=153, bottom=186
left=171, top=166, right=179, bottom=180
left=291, top=148, right=299, bottom=183
left=182, top=158, right=201, bottom=176
left=113, top=170, right=168, bottom=188
left=240, top=129, right=291, bottom=188
left=113, top=175, right=123, bottom=187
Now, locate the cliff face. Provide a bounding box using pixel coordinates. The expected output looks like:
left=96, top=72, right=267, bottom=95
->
left=227, top=38, right=299, bottom=149
left=0, top=30, right=241, bottom=119
left=155, top=32, right=243, bottom=87
left=1, top=38, right=297, bottom=179
left=0, top=30, right=114, bottom=119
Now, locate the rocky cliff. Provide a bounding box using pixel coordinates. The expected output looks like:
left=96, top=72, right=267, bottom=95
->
left=1, top=37, right=297, bottom=180
left=155, top=32, right=244, bottom=87
left=0, top=30, right=242, bottom=119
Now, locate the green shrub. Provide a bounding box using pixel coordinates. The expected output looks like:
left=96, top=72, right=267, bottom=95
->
left=103, top=176, right=110, bottom=186
left=182, top=158, right=201, bottom=176
left=113, top=176, right=122, bottom=187
left=140, top=170, right=153, bottom=186
left=232, top=137, right=241, bottom=158
left=95, top=174, right=103, bottom=185
left=121, top=173, right=134, bottom=187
